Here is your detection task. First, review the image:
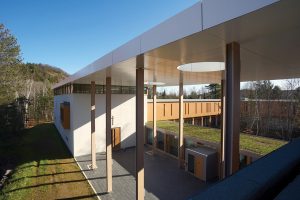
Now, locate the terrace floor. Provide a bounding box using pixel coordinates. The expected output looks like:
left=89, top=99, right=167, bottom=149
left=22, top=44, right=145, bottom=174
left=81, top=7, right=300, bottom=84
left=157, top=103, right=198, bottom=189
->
left=76, top=147, right=214, bottom=200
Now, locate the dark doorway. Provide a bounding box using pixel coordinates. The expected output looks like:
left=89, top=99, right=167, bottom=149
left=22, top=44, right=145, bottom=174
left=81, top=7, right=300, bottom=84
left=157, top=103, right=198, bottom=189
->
left=188, top=154, right=195, bottom=173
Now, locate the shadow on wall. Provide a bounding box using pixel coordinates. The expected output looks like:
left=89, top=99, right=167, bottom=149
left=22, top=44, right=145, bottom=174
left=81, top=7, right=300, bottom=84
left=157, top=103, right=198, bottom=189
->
left=68, top=94, right=136, bottom=156
left=71, top=94, right=135, bottom=130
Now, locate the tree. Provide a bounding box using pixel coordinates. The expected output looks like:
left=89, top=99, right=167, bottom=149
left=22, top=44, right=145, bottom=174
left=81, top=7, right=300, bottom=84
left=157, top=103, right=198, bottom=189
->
left=255, top=81, right=273, bottom=135
left=0, top=24, right=22, bottom=104
left=255, top=80, right=274, bottom=99
left=0, top=24, right=20, bottom=66
left=280, top=79, right=300, bottom=140
left=205, top=84, right=221, bottom=99
left=271, top=85, right=282, bottom=99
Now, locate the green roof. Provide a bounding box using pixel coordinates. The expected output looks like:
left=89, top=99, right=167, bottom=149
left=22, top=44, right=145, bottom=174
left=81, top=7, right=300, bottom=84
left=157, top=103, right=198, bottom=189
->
left=146, top=121, right=287, bottom=156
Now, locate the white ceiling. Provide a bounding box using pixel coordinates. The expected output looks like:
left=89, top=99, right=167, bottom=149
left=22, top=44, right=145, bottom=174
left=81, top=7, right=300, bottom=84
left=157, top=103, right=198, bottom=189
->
left=54, top=0, right=300, bottom=88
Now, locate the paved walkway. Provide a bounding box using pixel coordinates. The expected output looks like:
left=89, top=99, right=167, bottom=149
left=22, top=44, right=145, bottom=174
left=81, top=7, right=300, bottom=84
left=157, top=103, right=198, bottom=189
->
left=76, top=147, right=213, bottom=200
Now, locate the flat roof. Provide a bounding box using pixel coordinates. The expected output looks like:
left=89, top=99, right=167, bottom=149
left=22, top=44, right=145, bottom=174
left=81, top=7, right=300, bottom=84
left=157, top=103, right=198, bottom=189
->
left=54, top=0, right=300, bottom=88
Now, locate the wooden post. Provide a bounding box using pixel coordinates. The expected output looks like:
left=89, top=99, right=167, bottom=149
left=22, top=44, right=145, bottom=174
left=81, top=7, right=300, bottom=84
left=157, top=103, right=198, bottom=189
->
left=106, top=77, right=112, bottom=192
left=153, top=85, right=157, bottom=151
left=220, top=79, right=225, bottom=179
left=178, top=72, right=184, bottom=168
left=224, top=42, right=241, bottom=176
left=91, top=81, right=97, bottom=169
left=136, top=55, right=144, bottom=200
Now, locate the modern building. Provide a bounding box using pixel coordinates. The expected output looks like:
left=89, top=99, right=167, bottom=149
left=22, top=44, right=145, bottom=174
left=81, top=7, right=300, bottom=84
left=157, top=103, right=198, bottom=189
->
left=54, top=84, right=147, bottom=156
left=53, top=0, right=300, bottom=199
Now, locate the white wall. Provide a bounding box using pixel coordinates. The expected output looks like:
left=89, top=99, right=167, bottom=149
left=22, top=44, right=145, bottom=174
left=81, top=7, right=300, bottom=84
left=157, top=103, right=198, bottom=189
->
left=72, top=94, right=138, bottom=157
left=54, top=94, right=75, bottom=155
left=54, top=93, right=148, bottom=157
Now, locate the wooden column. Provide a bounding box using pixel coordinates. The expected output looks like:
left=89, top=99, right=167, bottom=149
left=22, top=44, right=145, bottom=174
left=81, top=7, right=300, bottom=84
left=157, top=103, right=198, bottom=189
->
left=209, top=116, right=212, bottom=127
left=201, top=117, right=204, bottom=127
left=106, top=77, right=112, bottom=192
left=91, top=81, right=97, bottom=169
left=220, top=79, right=225, bottom=179
left=192, top=118, right=195, bottom=125
left=224, top=42, right=241, bottom=176
left=153, top=85, right=157, bottom=151
left=136, top=55, right=144, bottom=200
left=178, top=72, right=184, bottom=168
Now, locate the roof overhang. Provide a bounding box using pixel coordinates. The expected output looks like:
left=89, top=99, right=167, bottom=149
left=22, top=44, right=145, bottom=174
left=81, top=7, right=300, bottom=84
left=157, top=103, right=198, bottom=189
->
left=53, top=0, right=300, bottom=88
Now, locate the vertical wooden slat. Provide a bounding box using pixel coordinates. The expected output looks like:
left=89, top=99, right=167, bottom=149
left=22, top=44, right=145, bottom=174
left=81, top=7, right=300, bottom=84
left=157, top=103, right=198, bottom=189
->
left=195, top=156, right=204, bottom=180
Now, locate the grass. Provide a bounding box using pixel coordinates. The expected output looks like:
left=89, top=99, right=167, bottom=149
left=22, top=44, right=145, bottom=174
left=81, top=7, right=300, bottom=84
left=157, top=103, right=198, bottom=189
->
left=0, top=123, right=97, bottom=200
left=146, top=121, right=287, bottom=156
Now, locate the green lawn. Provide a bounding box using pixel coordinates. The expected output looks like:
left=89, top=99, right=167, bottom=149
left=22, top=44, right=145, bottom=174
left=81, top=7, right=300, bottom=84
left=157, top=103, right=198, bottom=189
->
left=146, top=121, right=287, bottom=156
left=0, top=123, right=97, bottom=200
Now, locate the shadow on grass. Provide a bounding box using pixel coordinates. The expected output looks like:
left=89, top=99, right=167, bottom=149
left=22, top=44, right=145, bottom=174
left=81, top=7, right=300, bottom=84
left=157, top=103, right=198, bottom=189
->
left=9, top=170, right=92, bottom=183
left=6, top=174, right=131, bottom=193
left=0, top=123, right=98, bottom=199
left=0, top=123, right=73, bottom=169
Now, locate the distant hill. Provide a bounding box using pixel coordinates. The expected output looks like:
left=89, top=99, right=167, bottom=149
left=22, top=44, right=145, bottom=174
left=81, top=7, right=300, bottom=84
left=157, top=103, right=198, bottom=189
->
left=0, top=62, right=69, bottom=132
left=21, top=63, right=69, bottom=84
left=0, top=63, right=68, bottom=104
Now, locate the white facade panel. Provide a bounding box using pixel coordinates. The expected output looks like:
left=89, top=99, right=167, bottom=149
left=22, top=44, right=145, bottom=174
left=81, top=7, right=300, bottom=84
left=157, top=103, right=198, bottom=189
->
left=113, top=37, right=141, bottom=64
left=140, top=2, right=202, bottom=53
left=90, top=52, right=113, bottom=74
left=202, top=0, right=278, bottom=30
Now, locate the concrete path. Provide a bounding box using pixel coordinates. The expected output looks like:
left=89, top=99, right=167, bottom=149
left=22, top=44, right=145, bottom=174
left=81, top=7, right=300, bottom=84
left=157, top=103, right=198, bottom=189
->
left=76, top=147, right=213, bottom=200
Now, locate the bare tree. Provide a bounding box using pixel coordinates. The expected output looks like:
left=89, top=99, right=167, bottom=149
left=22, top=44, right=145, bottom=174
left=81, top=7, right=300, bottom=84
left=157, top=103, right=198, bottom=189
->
left=282, top=79, right=300, bottom=140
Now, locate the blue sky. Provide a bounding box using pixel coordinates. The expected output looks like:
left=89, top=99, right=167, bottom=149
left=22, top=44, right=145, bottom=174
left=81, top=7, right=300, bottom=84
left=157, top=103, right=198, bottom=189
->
left=0, top=0, right=199, bottom=74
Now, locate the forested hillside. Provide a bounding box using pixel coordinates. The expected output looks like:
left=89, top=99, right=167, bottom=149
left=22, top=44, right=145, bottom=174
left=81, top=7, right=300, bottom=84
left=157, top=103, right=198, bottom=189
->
left=0, top=23, right=68, bottom=133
